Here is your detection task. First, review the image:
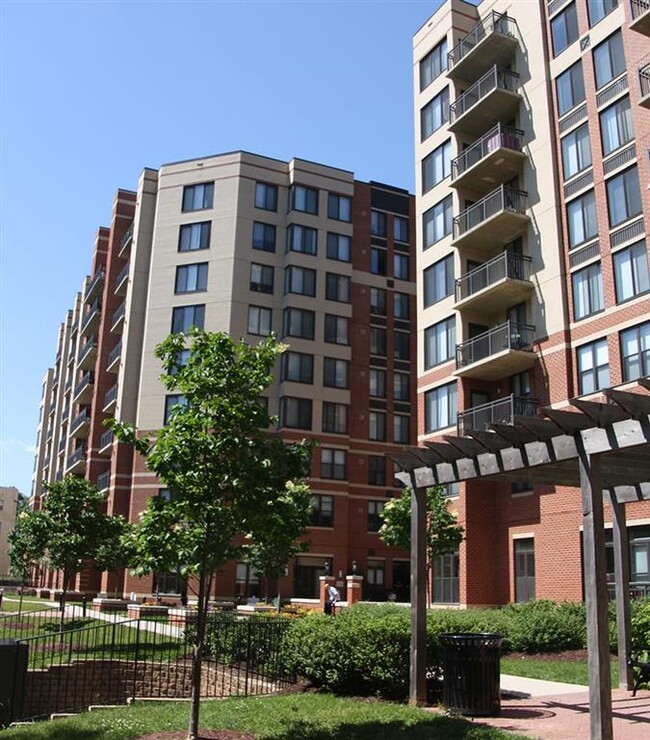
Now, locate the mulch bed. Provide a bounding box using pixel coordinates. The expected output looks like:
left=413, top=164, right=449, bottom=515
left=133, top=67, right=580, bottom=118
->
left=138, top=732, right=256, bottom=740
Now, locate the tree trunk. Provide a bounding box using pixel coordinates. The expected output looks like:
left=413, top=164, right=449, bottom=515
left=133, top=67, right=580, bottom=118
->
left=187, top=567, right=208, bottom=740
left=59, top=570, right=70, bottom=634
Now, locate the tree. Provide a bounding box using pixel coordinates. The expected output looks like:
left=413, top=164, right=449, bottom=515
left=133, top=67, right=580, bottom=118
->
left=8, top=507, right=50, bottom=614
left=108, top=330, right=312, bottom=740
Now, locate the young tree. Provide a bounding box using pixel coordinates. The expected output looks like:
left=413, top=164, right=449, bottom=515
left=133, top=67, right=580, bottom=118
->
left=108, top=330, right=312, bottom=740
left=8, top=507, right=50, bottom=614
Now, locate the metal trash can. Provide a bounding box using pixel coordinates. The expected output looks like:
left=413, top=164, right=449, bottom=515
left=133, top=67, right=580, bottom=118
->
left=438, top=632, right=504, bottom=716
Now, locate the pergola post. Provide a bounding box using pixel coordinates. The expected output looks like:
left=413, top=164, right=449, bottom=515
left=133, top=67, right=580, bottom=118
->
left=609, top=492, right=632, bottom=690
left=409, top=475, right=427, bottom=706
left=580, top=451, right=613, bottom=740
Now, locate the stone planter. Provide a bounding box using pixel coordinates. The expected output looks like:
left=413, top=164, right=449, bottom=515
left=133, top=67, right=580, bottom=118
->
left=126, top=604, right=169, bottom=619
left=92, top=598, right=128, bottom=613
left=168, top=608, right=198, bottom=627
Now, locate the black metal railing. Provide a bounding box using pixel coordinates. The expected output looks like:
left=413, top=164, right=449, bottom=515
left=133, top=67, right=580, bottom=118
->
left=0, top=603, right=61, bottom=640
left=608, top=581, right=650, bottom=600
left=76, top=335, right=97, bottom=363
left=85, top=268, right=105, bottom=300
left=456, top=321, right=535, bottom=369
left=120, top=222, right=134, bottom=251
left=103, top=384, right=118, bottom=409
left=631, top=0, right=650, bottom=21
left=640, top=64, right=650, bottom=98
left=449, top=66, right=520, bottom=123
left=452, top=123, right=524, bottom=180
left=453, top=185, right=528, bottom=240
left=455, top=251, right=531, bottom=302
left=66, top=446, right=86, bottom=469
left=80, top=299, right=101, bottom=334
left=70, top=409, right=90, bottom=434
left=457, top=394, right=539, bottom=435
left=111, top=301, right=126, bottom=327
left=115, top=261, right=130, bottom=288
left=107, top=341, right=122, bottom=367
left=73, top=372, right=94, bottom=399
left=99, top=429, right=114, bottom=450
left=447, top=11, right=518, bottom=69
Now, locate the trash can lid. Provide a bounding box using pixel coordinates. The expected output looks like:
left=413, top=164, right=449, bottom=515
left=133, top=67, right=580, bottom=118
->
left=437, top=632, right=504, bottom=647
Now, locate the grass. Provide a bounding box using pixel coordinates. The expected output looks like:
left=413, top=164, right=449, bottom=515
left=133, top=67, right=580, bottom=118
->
left=0, top=596, right=55, bottom=613
left=2, top=694, right=530, bottom=739
left=502, top=655, right=619, bottom=686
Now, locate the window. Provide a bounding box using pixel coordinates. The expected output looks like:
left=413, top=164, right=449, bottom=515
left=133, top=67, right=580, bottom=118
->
left=613, top=241, right=650, bottom=302
left=572, top=263, right=604, bottom=320
left=424, top=254, right=454, bottom=306
left=247, top=306, right=272, bottom=336
left=287, top=224, right=317, bottom=255
left=323, top=357, right=348, bottom=388
left=394, top=332, right=410, bottom=361
left=394, top=415, right=410, bottom=444
left=321, top=448, right=346, bottom=479
left=370, top=287, right=387, bottom=315
left=514, top=539, right=535, bottom=602
left=250, top=263, right=274, bottom=294
left=556, top=61, right=585, bottom=116
left=551, top=2, right=578, bottom=56
left=425, top=382, right=457, bottom=433
left=442, top=482, right=460, bottom=498
left=179, top=222, right=210, bottom=252
left=285, top=265, right=316, bottom=296
left=327, top=233, right=351, bottom=262
left=420, top=37, right=447, bottom=91
left=367, top=501, right=385, bottom=532
left=328, top=193, right=351, bottom=222
left=393, top=253, right=409, bottom=280
left=369, top=369, right=386, bottom=398
left=567, top=190, right=597, bottom=248
left=371, top=210, right=387, bottom=237
left=282, top=307, right=315, bottom=340
left=370, top=327, right=387, bottom=356
left=593, top=31, right=625, bottom=89
left=621, top=321, right=650, bottom=382
left=175, top=263, right=208, bottom=293
left=290, top=185, right=318, bottom=214
left=326, top=273, right=350, bottom=303
left=171, top=305, right=205, bottom=333
left=281, top=351, right=314, bottom=384
left=310, top=495, right=333, bottom=527
left=433, top=550, right=459, bottom=603
left=182, top=182, right=214, bottom=212
left=280, top=397, right=312, bottom=430
left=164, top=394, right=187, bottom=424
left=424, top=317, right=456, bottom=368
left=168, top=347, right=190, bottom=377
left=368, top=455, right=386, bottom=486
left=600, top=97, right=633, bottom=156
left=252, top=222, right=276, bottom=252
left=394, top=373, right=410, bottom=401
left=394, top=293, right=410, bottom=319
left=577, top=339, right=610, bottom=394
left=254, top=182, right=278, bottom=211
left=607, top=167, right=642, bottom=227
left=561, top=124, right=592, bottom=180
left=423, top=196, right=452, bottom=248
left=370, top=247, right=387, bottom=275
left=587, top=0, right=617, bottom=26
left=394, top=217, right=409, bottom=244
left=421, top=88, right=449, bottom=141
left=324, top=314, right=349, bottom=345
left=422, top=140, right=452, bottom=193
left=322, top=402, right=348, bottom=434
left=369, top=411, right=386, bottom=441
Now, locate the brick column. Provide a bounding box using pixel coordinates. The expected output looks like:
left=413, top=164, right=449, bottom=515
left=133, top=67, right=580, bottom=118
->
left=345, top=574, right=363, bottom=605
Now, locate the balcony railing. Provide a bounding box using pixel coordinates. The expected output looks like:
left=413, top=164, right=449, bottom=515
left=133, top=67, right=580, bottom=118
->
left=70, top=408, right=90, bottom=434
left=76, top=335, right=97, bottom=364
left=447, top=11, right=518, bottom=70
left=608, top=581, right=650, bottom=601
left=115, top=261, right=130, bottom=290
left=73, top=372, right=94, bottom=398
left=456, top=252, right=531, bottom=302
left=120, top=222, right=134, bottom=252
left=451, top=123, right=524, bottom=181
left=111, top=301, right=126, bottom=328
left=640, top=64, right=650, bottom=101
left=58, top=439, right=66, bottom=453
left=104, top=384, right=118, bottom=409
left=457, top=394, right=539, bottom=435
left=449, top=66, right=520, bottom=123
left=99, top=429, right=114, bottom=451
left=456, top=321, right=535, bottom=370
left=453, top=185, right=528, bottom=241
left=107, top=341, right=122, bottom=368
left=80, top=299, right=101, bottom=334
left=85, top=268, right=105, bottom=301
left=66, top=447, right=86, bottom=469
left=97, top=471, right=111, bottom=491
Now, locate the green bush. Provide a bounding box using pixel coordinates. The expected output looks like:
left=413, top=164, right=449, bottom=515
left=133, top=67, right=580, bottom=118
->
left=630, top=598, right=650, bottom=653
left=500, top=600, right=587, bottom=653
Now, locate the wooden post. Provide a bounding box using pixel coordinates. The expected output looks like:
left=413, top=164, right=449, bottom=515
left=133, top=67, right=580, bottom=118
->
left=409, top=474, right=427, bottom=706
left=609, top=492, right=632, bottom=690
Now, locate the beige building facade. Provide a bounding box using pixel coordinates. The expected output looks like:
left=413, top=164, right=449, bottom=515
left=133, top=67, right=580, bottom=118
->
left=0, top=486, right=19, bottom=576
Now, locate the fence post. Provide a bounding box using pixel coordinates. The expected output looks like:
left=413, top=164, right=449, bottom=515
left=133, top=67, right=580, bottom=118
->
left=0, top=640, right=28, bottom=727
left=132, top=618, right=141, bottom=704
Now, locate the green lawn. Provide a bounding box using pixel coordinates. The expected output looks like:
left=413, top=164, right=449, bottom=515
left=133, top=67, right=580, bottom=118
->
left=2, top=694, right=531, bottom=739
left=502, top=655, right=619, bottom=686
left=0, top=596, right=56, bottom=613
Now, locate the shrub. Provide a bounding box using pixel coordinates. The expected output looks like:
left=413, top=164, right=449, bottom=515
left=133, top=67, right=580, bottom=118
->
left=500, top=600, right=587, bottom=653
left=630, top=598, right=650, bottom=653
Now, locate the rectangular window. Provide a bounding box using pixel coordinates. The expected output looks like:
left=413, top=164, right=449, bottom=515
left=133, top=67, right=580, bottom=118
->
left=247, top=306, right=272, bottom=336
left=255, top=182, right=278, bottom=211
left=371, top=247, right=387, bottom=275
left=421, top=87, right=450, bottom=141
left=282, top=307, right=315, bottom=340
left=370, top=287, right=387, bottom=315
left=280, top=397, right=312, bottom=430
left=394, top=216, right=409, bottom=243
left=393, top=254, right=409, bottom=280
left=561, top=123, right=592, bottom=180
left=327, top=233, right=351, bottom=262
left=567, top=190, right=597, bottom=248
left=171, top=305, right=205, bottom=333
left=607, top=166, right=642, bottom=227
left=252, top=222, right=276, bottom=252
left=613, top=240, right=650, bottom=302
left=321, top=448, right=346, bottom=480
left=433, top=550, right=459, bottom=603
left=593, top=31, right=625, bottom=89
left=577, top=338, right=610, bottom=394
left=600, top=97, right=633, bottom=156
left=424, top=317, right=456, bottom=368
left=290, top=185, right=318, bottom=214
left=394, top=373, right=410, bottom=401
left=326, top=273, right=350, bottom=303
left=621, top=321, right=650, bottom=382
left=422, top=140, right=452, bottom=193
left=370, top=327, right=387, bottom=356
left=369, top=368, right=386, bottom=398
left=423, top=196, right=452, bottom=248
left=420, top=37, right=447, bottom=91
left=328, top=193, right=351, bottom=222
left=287, top=224, right=318, bottom=255
left=367, top=501, right=386, bottom=532
left=394, top=331, right=410, bottom=361
left=182, top=182, right=214, bottom=212
left=424, top=254, right=454, bottom=306
left=164, top=394, right=187, bottom=424
left=281, top=351, right=314, bottom=384
left=394, top=292, right=410, bottom=319
left=587, top=0, right=617, bottom=26
left=175, top=263, right=208, bottom=294
left=572, top=262, right=604, bottom=320
left=551, top=2, right=578, bottom=56
left=323, top=357, right=348, bottom=388
left=285, top=265, right=316, bottom=296
left=324, top=314, right=349, bottom=345
left=368, top=455, right=386, bottom=486
left=556, top=61, right=585, bottom=116
left=367, top=411, right=386, bottom=442
left=394, top=415, right=410, bottom=444
left=322, top=402, right=348, bottom=434
left=179, top=222, right=211, bottom=252
left=250, top=263, right=274, bottom=294
left=425, top=382, right=457, bottom=433
left=310, top=495, right=333, bottom=527
left=371, top=210, right=387, bottom=237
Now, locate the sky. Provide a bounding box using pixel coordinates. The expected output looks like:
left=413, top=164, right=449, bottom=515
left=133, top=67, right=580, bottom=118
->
left=0, top=0, right=462, bottom=497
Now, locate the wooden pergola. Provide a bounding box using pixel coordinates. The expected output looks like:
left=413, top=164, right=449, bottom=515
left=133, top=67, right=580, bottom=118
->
left=390, top=381, right=650, bottom=740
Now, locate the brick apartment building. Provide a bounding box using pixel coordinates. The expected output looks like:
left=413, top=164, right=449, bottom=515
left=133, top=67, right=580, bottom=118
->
left=414, top=0, right=650, bottom=605
left=31, top=152, right=416, bottom=602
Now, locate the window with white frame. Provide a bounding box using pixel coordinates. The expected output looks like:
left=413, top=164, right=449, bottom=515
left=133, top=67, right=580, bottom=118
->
left=600, top=97, right=633, bottom=156
left=577, top=339, right=610, bottom=394
left=620, top=321, right=650, bottom=382
left=551, top=2, right=578, bottom=56
left=425, top=382, right=457, bottom=433
left=567, top=190, right=597, bottom=248
left=556, top=60, right=585, bottom=116
left=606, top=166, right=642, bottom=227
left=593, top=30, right=625, bottom=89
left=561, top=123, right=591, bottom=180
left=613, top=241, right=650, bottom=303
left=572, top=262, right=604, bottom=320
left=587, top=0, right=617, bottom=26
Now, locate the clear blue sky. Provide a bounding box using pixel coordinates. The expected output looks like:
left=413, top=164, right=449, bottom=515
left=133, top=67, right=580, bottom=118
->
left=0, top=0, right=463, bottom=497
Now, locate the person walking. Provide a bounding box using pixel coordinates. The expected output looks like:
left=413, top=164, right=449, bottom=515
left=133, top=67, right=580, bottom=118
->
left=324, top=583, right=340, bottom=615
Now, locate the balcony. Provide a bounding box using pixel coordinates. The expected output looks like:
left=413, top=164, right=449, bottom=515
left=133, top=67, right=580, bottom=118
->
left=455, top=252, right=533, bottom=313
left=640, top=64, right=650, bottom=109
left=630, top=0, right=650, bottom=36
left=119, top=222, right=134, bottom=257
left=106, top=341, right=122, bottom=373
left=114, top=261, right=130, bottom=296
left=70, top=408, right=91, bottom=438
left=85, top=268, right=105, bottom=303
left=64, top=377, right=72, bottom=395
left=73, top=371, right=94, bottom=404
left=97, top=471, right=111, bottom=492
left=99, top=429, right=114, bottom=454
left=454, top=321, right=536, bottom=380
left=449, top=66, right=521, bottom=135
left=76, top=335, right=97, bottom=371
left=450, top=124, right=525, bottom=191
left=457, top=394, right=539, bottom=436
left=66, top=446, right=86, bottom=474
left=58, top=439, right=67, bottom=454
left=111, top=301, right=126, bottom=333
left=103, top=383, right=118, bottom=412
left=452, top=185, right=529, bottom=250
left=80, top=299, right=101, bottom=336
left=447, top=11, right=519, bottom=81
